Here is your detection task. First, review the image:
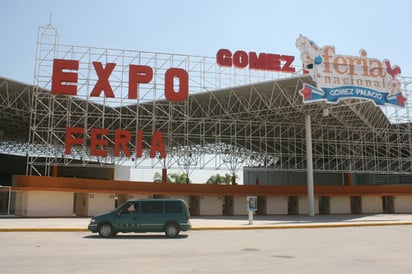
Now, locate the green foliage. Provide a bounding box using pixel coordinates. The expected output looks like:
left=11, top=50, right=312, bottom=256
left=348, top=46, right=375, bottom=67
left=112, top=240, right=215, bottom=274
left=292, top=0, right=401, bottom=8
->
left=153, top=172, right=190, bottom=183
left=206, top=173, right=232, bottom=185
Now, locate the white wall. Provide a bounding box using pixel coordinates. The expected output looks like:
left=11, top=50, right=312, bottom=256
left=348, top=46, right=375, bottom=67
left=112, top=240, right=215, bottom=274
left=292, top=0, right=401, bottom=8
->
left=299, top=196, right=319, bottom=215
left=395, top=196, right=412, bottom=213
left=18, top=190, right=411, bottom=217
left=233, top=196, right=248, bottom=215
left=199, top=196, right=222, bottom=215
left=330, top=196, right=351, bottom=214
left=362, top=196, right=382, bottom=213
left=266, top=196, right=288, bottom=215
left=87, top=193, right=115, bottom=217
left=17, top=191, right=74, bottom=217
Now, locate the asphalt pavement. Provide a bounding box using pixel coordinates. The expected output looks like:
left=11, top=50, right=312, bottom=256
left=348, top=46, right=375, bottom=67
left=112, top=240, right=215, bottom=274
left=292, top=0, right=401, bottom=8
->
left=1, top=214, right=412, bottom=232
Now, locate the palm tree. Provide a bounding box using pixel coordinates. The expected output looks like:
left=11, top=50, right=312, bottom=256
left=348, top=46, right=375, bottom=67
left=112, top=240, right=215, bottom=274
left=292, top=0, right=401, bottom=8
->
left=169, top=172, right=190, bottom=184
left=154, top=172, right=170, bottom=183
left=153, top=172, right=190, bottom=183
left=206, top=173, right=232, bottom=185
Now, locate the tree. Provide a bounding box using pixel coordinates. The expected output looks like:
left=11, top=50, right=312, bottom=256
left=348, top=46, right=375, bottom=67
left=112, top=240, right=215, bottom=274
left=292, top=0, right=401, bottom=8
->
left=153, top=172, right=190, bottom=183
left=206, top=173, right=232, bottom=185
left=170, top=172, right=190, bottom=184
left=153, top=172, right=170, bottom=183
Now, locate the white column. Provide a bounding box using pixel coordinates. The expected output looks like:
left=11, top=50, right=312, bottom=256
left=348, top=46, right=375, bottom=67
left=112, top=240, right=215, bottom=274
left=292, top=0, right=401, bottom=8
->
left=305, top=115, right=315, bottom=216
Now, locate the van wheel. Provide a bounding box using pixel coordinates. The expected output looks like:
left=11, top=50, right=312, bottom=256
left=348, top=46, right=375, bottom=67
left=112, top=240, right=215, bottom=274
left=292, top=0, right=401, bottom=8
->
left=98, top=223, right=113, bottom=238
left=164, top=223, right=180, bottom=238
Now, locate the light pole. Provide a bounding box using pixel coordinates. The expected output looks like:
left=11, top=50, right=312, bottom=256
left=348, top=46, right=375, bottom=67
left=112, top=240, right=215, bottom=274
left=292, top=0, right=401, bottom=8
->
left=305, top=115, right=315, bottom=216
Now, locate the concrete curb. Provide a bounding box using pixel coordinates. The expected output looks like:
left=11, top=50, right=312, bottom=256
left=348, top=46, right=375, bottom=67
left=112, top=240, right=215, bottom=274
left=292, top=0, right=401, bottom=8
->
left=1, top=221, right=412, bottom=232
left=191, top=221, right=412, bottom=230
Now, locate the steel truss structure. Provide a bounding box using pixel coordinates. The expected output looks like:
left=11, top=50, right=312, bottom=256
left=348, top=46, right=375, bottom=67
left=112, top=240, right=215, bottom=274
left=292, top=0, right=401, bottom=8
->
left=1, top=24, right=412, bottom=180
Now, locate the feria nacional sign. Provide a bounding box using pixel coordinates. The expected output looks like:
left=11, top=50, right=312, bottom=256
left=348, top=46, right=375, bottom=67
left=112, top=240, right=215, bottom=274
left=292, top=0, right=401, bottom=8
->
left=296, top=35, right=406, bottom=107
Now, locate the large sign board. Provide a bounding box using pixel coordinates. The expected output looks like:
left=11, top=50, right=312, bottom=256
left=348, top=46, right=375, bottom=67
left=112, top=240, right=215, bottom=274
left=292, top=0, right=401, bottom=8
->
left=50, top=49, right=296, bottom=160
left=296, top=35, right=406, bottom=107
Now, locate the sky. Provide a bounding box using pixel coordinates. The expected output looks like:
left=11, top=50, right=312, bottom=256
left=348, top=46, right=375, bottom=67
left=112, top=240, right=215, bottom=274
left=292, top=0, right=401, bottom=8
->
left=2, top=0, right=412, bottom=84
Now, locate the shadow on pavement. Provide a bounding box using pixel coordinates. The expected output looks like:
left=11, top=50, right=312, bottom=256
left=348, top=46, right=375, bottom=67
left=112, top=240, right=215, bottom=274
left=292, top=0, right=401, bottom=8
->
left=83, top=234, right=189, bottom=240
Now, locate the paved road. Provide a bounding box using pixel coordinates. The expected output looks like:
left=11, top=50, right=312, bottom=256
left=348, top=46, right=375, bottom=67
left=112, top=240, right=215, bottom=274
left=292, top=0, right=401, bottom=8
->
left=1, top=226, right=412, bottom=273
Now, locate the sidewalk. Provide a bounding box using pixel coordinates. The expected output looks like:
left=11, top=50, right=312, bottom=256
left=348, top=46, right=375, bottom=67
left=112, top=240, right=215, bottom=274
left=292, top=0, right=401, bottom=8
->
left=1, top=214, right=412, bottom=232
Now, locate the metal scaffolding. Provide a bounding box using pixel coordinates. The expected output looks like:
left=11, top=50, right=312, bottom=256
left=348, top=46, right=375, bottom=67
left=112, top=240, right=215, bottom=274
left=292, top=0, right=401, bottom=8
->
left=1, top=24, right=412, bottom=179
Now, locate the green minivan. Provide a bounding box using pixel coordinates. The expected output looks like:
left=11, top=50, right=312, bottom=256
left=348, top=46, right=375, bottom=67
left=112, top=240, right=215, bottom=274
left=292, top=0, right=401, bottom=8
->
left=88, top=199, right=191, bottom=238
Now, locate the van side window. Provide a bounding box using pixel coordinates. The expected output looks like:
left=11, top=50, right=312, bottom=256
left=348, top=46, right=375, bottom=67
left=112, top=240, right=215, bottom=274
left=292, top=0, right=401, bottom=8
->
left=141, top=201, right=162, bottom=214
left=165, top=201, right=182, bottom=213
left=133, top=202, right=139, bottom=212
